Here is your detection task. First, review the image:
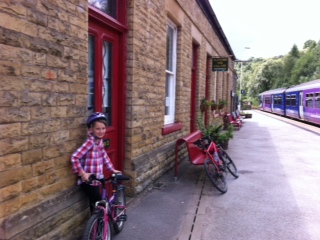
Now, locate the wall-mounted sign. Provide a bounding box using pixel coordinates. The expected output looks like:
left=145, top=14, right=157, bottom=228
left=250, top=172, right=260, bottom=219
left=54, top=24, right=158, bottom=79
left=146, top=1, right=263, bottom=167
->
left=212, top=58, right=228, bottom=71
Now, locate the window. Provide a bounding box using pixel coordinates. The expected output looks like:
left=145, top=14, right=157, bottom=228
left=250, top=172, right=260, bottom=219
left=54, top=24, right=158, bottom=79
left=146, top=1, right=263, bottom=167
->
left=291, top=94, right=296, bottom=106
left=88, top=35, right=95, bottom=111
left=164, top=20, right=177, bottom=124
left=89, top=0, right=117, bottom=18
left=102, top=41, right=113, bottom=125
left=88, top=35, right=113, bottom=126
left=306, top=93, right=314, bottom=108
left=265, top=97, right=270, bottom=104
left=315, top=93, right=320, bottom=108
left=273, top=96, right=282, bottom=105
left=285, top=95, right=290, bottom=106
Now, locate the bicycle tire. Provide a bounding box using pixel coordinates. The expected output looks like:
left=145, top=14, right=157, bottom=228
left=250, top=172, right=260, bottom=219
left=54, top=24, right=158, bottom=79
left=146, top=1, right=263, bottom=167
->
left=82, top=209, right=112, bottom=240
left=204, top=159, right=228, bottom=193
left=219, top=149, right=239, bottom=178
left=112, top=188, right=127, bottom=233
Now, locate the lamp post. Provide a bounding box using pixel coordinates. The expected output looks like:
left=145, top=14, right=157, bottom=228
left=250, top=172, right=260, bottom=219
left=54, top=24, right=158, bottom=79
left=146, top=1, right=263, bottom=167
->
left=235, top=47, right=251, bottom=111
left=235, top=59, right=251, bottom=111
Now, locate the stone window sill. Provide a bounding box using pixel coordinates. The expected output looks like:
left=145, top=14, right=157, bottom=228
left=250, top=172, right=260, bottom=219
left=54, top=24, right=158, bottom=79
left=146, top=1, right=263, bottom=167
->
left=162, top=122, right=183, bottom=135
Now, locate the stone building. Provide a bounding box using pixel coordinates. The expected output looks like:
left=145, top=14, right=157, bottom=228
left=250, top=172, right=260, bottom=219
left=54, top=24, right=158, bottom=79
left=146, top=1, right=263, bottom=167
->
left=0, top=0, right=237, bottom=239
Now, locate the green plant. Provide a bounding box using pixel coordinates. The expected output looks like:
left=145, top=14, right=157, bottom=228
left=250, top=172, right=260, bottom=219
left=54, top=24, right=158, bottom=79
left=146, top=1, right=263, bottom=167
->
left=213, top=124, right=234, bottom=144
left=197, top=115, right=233, bottom=144
left=211, top=100, right=218, bottom=110
left=218, top=99, right=227, bottom=109
left=200, top=97, right=212, bottom=112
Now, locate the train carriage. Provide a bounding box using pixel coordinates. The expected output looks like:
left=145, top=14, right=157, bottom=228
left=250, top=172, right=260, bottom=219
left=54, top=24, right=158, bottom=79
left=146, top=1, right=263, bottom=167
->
left=285, top=79, right=320, bottom=124
left=259, top=88, right=287, bottom=115
left=259, top=79, right=320, bottom=125
left=284, top=91, right=300, bottom=119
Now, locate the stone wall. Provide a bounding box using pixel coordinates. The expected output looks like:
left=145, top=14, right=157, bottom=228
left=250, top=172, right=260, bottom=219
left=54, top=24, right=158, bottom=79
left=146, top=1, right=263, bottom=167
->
left=0, top=0, right=89, bottom=239
left=125, top=0, right=234, bottom=195
left=0, top=0, right=236, bottom=238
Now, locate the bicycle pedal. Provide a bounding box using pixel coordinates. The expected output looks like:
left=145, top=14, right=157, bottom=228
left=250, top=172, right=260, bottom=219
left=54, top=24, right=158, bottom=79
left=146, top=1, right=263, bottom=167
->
left=118, top=214, right=127, bottom=221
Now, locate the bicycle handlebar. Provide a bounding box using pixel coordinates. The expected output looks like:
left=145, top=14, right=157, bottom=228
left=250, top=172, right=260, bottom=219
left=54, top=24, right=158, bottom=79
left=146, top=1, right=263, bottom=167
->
left=88, top=173, right=130, bottom=185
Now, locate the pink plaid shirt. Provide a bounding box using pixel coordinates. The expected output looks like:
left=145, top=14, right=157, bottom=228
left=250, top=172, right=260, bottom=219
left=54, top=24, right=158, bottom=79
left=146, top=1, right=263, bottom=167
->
left=71, top=134, right=115, bottom=184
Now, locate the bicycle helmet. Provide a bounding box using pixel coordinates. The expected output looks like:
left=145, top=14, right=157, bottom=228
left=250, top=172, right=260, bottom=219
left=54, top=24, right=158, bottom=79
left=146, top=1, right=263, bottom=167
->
left=86, top=112, right=107, bottom=128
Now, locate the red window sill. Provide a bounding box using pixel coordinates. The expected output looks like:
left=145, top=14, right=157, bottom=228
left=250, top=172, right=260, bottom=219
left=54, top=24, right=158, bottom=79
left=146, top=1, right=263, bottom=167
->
left=162, top=122, right=183, bottom=135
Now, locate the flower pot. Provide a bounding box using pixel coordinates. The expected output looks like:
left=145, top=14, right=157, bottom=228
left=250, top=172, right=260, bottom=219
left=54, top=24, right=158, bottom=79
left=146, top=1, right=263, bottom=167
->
left=211, top=105, right=218, bottom=111
left=220, top=140, right=229, bottom=150
left=200, top=105, right=208, bottom=112
left=245, top=114, right=252, bottom=118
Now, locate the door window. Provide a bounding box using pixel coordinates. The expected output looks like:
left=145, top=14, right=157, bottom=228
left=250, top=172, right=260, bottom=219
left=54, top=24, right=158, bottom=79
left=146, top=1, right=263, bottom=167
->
left=88, top=35, right=95, bottom=112
left=102, top=41, right=113, bottom=125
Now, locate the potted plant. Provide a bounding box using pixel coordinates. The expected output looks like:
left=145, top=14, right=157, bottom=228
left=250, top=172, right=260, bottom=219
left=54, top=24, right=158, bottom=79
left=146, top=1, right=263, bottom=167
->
left=215, top=125, right=234, bottom=149
left=211, top=100, right=218, bottom=111
left=200, top=97, right=211, bottom=112
left=197, top=115, right=234, bottom=150
left=218, top=99, right=227, bottom=109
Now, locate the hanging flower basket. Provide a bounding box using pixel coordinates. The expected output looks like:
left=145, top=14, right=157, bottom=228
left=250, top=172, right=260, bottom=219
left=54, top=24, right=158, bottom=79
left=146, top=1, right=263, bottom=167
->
left=218, top=99, right=227, bottom=109
left=200, top=97, right=211, bottom=112
left=211, top=100, right=218, bottom=111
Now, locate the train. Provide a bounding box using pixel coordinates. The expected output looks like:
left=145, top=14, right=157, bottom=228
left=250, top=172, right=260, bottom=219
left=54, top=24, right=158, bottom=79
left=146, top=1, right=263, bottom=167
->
left=259, top=79, right=320, bottom=125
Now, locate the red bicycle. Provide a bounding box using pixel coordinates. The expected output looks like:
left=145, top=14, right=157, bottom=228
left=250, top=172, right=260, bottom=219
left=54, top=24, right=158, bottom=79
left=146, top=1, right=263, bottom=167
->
left=194, top=132, right=239, bottom=193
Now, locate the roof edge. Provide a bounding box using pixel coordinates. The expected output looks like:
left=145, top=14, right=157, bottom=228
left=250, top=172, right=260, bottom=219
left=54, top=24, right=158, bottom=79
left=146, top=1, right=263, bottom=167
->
left=196, top=0, right=236, bottom=60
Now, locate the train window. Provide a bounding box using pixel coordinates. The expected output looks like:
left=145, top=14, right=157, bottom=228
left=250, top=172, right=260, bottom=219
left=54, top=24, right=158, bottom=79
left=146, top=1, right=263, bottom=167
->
left=265, top=97, right=270, bottom=104
left=291, top=94, right=296, bottom=106
left=285, top=95, right=290, bottom=106
left=273, top=96, right=282, bottom=105
left=306, top=93, right=314, bottom=108
left=315, top=93, right=320, bottom=108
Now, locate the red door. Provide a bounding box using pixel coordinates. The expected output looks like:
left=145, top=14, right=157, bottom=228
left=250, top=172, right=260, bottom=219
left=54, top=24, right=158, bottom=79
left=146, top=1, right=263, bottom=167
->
left=88, top=21, right=122, bottom=173
left=190, top=44, right=198, bottom=132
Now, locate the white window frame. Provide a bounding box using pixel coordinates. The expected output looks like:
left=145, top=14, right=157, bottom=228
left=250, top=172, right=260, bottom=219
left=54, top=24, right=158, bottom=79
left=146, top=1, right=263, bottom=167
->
left=164, top=20, right=177, bottom=124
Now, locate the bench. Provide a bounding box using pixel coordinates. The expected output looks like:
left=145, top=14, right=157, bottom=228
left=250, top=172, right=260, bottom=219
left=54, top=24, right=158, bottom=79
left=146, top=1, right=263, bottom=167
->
left=174, top=130, right=206, bottom=179
left=232, top=111, right=244, bottom=123
left=226, top=113, right=241, bottom=130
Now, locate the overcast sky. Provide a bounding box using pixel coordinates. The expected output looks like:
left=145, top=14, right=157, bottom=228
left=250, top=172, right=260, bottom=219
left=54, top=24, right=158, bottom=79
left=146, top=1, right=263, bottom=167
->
left=209, top=0, right=320, bottom=60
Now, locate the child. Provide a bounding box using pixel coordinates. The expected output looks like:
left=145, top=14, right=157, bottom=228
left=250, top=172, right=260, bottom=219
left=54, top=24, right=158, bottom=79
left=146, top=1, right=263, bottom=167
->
left=71, top=112, right=121, bottom=213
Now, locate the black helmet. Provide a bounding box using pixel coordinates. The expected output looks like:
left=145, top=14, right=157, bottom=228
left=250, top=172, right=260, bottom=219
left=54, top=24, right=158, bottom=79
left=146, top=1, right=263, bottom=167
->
left=86, top=112, right=107, bottom=128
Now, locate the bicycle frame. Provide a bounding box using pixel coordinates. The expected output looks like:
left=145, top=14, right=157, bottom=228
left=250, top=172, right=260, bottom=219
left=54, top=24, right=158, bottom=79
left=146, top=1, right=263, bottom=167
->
left=197, top=138, right=223, bottom=172
left=93, top=176, right=127, bottom=223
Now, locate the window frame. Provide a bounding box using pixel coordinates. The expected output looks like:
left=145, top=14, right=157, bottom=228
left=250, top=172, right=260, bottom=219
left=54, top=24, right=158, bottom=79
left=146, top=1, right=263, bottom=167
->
left=164, top=20, right=177, bottom=125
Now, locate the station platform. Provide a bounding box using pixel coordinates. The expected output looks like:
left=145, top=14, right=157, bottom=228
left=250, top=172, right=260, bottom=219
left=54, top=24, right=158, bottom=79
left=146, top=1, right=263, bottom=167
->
left=113, top=110, right=320, bottom=240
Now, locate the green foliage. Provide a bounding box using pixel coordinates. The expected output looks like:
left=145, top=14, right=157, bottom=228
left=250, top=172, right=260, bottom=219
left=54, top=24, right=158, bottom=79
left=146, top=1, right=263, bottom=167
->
left=236, top=39, right=320, bottom=105
left=197, top=115, right=233, bottom=144
left=200, top=97, right=211, bottom=106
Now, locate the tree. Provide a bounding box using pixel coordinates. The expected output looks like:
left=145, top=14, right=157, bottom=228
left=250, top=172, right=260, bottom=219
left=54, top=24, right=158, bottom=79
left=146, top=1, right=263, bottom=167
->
left=236, top=40, right=320, bottom=106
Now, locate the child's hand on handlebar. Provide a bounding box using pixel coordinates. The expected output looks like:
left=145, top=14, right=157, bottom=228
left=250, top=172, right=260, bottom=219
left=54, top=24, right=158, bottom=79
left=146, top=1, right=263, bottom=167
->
left=80, top=172, right=91, bottom=183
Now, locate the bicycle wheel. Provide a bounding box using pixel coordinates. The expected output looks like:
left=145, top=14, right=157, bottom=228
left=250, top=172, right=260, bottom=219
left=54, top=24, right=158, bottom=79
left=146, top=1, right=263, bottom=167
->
left=204, top=159, right=228, bottom=193
left=82, top=209, right=112, bottom=240
left=112, top=188, right=127, bottom=233
left=219, top=149, right=239, bottom=178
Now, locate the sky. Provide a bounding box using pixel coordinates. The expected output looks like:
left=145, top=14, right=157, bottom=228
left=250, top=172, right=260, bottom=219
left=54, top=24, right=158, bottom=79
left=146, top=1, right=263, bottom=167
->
left=209, top=0, right=320, bottom=60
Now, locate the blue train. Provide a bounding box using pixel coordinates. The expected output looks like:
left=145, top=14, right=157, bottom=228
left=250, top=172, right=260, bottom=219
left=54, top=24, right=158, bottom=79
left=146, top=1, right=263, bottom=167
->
left=259, top=79, right=320, bottom=125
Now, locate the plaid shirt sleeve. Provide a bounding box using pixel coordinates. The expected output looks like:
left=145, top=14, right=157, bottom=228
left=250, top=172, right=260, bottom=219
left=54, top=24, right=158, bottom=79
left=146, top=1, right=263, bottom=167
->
left=70, top=138, right=94, bottom=174
left=101, top=145, right=115, bottom=172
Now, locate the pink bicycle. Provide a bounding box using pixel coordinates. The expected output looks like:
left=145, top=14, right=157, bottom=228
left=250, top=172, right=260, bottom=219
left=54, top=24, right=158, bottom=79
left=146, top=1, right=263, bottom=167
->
left=82, top=173, right=130, bottom=240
